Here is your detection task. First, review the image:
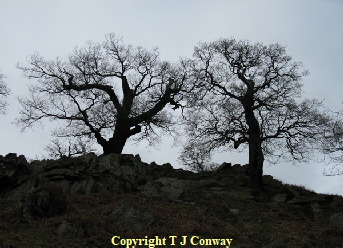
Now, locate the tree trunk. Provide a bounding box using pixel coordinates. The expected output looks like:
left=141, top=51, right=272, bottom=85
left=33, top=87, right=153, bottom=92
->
left=244, top=101, right=265, bottom=191
left=102, top=120, right=131, bottom=155
left=248, top=136, right=264, bottom=191
left=102, top=134, right=128, bottom=155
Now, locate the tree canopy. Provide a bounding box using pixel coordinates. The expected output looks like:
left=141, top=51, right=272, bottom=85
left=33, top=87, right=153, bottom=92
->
left=16, top=34, right=188, bottom=155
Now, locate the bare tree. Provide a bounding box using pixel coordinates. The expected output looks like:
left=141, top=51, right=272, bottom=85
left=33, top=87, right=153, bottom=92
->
left=45, top=137, right=97, bottom=158
left=181, top=38, right=332, bottom=190
left=0, top=71, right=11, bottom=114
left=179, top=143, right=219, bottom=172
left=16, top=34, right=187, bottom=155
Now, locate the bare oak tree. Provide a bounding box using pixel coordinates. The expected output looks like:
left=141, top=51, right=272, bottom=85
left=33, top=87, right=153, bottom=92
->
left=181, top=38, right=332, bottom=190
left=17, top=34, right=186, bottom=155
left=0, top=71, right=11, bottom=114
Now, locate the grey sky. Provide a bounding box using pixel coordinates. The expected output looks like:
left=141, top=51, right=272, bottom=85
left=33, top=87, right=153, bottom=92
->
left=0, top=0, right=343, bottom=195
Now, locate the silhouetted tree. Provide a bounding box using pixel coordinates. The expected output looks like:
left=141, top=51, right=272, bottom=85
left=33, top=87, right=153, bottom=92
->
left=179, top=143, right=219, bottom=172
left=0, top=71, right=10, bottom=114
left=17, top=34, right=187, bottom=155
left=45, top=137, right=97, bottom=158
left=181, top=38, right=332, bottom=190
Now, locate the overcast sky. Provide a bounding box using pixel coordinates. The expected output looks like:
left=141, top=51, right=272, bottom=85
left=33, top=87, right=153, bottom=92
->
left=1, top=0, right=343, bottom=196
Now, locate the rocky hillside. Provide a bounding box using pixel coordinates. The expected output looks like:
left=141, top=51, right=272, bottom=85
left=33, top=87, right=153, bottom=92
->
left=0, top=153, right=343, bottom=248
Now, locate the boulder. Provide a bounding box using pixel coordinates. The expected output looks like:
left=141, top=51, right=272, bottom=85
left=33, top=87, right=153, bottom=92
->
left=0, top=153, right=30, bottom=194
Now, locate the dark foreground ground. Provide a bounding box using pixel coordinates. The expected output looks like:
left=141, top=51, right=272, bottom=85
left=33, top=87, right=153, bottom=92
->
left=1, top=175, right=343, bottom=248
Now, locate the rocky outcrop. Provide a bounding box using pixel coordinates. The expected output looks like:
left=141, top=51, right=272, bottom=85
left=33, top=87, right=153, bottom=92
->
left=0, top=153, right=176, bottom=204
left=0, top=152, right=343, bottom=228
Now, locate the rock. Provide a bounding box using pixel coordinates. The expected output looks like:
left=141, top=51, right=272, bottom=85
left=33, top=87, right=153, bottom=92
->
left=287, top=195, right=324, bottom=205
left=5, top=153, right=18, bottom=159
left=161, top=163, right=174, bottom=173
left=311, top=202, right=324, bottom=223
left=272, top=193, right=288, bottom=203
left=0, top=154, right=30, bottom=202
left=70, top=182, right=85, bottom=195
left=57, top=221, right=77, bottom=238
left=230, top=209, right=240, bottom=214
left=23, top=184, right=67, bottom=218
left=330, top=195, right=343, bottom=208
left=0, top=154, right=29, bottom=185
left=157, top=177, right=191, bottom=190
left=278, top=185, right=300, bottom=199
left=138, top=181, right=162, bottom=198
left=109, top=201, right=155, bottom=231
left=329, top=212, right=343, bottom=227
left=4, top=182, right=33, bottom=203
left=160, top=185, right=184, bottom=201
left=138, top=179, right=184, bottom=201
left=173, top=169, right=195, bottom=179
left=215, top=162, right=232, bottom=173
